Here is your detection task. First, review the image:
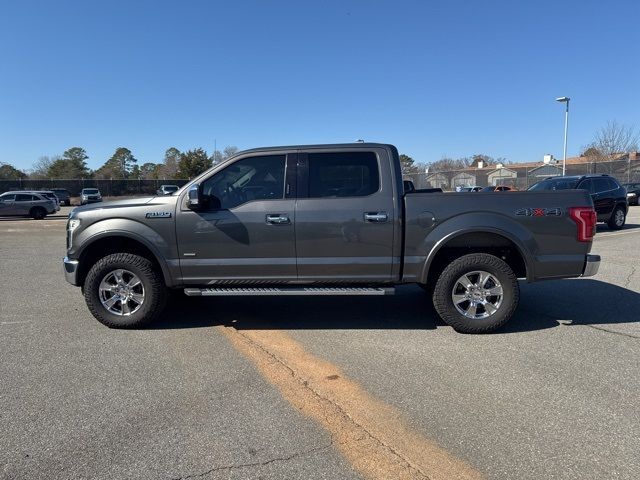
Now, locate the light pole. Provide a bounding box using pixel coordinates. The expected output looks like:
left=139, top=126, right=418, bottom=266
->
left=556, top=96, right=570, bottom=176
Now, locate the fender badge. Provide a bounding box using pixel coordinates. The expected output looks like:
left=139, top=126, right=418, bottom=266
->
left=146, top=212, right=172, bottom=218
left=515, top=207, right=562, bottom=217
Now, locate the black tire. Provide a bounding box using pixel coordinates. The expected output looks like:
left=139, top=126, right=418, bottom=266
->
left=432, top=253, right=519, bottom=334
left=607, top=206, right=626, bottom=230
left=83, top=253, right=166, bottom=328
left=30, top=207, right=46, bottom=220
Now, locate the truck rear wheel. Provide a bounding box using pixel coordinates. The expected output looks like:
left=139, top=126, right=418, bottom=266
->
left=83, top=253, right=166, bottom=328
left=432, top=253, right=519, bottom=334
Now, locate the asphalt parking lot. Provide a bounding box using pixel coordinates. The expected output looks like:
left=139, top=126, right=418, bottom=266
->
left=1, top=207, right=639, bottom=479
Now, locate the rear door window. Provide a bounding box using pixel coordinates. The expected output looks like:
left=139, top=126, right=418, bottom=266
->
left=578, top=179, right=594, bottom=193
left=15, top=194, right=36, bottom=201
left=605, top=178, right=619, bottom=190
left=593, top=178, right=610, bottom=193
left=308, top=152, right=379, bottom=198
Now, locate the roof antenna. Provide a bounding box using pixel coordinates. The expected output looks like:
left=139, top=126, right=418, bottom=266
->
left=355, top=139, right=365, bottom=143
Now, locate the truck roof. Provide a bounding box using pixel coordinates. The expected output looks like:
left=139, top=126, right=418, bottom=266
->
left=234, top=143, right=395, bottom=156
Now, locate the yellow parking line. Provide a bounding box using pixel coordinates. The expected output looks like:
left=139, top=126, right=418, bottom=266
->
left=221, top=326, right=482, bottom=480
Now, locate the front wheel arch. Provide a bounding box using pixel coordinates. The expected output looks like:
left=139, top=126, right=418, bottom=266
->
left=76, top=235, right=172, bottom=287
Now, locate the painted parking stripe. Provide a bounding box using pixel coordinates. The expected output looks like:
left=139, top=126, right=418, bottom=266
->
left=222, top=326, right=482, bottom=480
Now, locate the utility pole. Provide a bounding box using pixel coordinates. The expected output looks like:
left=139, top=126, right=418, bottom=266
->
left=555, top=97, right=570, bottom=176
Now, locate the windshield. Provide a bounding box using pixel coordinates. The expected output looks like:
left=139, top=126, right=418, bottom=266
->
left=83, top=189, right=99, bottom=194
left=528, top=179, right=579, bottom=191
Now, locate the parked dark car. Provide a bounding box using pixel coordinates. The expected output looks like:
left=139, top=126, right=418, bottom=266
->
left=622, top=183, right=640, bottom=206
left=51, top=188, right=71, bottom=206
left=80, top=188, right=102, bottom=205
left=529, top=175, right=628, bottom=229
left=480, top=185, right=518, bottom=192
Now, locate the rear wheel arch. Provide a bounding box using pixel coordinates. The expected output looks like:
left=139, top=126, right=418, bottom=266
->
left=30, top=206, right=46, bottom=219
left=421, top=230, right=530, bottom=287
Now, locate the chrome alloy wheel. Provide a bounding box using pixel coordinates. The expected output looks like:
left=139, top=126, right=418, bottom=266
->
left=98, top=269, right=145, bottom=316
left=451, top=270, right=503, bottom=319
left=614, top=209, right=625, bottom=227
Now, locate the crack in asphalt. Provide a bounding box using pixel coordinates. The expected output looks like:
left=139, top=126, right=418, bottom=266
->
left=582, top=324, right=640, bottom=339
left=233, top=329, right=434, bottom=480
left=168, top=440, right=334, bottom=480
left=623, top=265, right=637, bottom=289
left=519, top=306, right=640, bottom=339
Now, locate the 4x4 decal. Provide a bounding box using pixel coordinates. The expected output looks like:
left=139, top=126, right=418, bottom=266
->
left=516, top=207, right=562, bottom=217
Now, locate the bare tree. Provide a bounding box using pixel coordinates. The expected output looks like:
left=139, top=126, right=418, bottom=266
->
left=428, top=157, right=469, bottom=172
left=159, top=147, right=180, bottom=179
left=211, top=146, right=239, bottom=165
left=584, top=121, right=639, bottom=174
left=30, top=155, right=58, bottom=179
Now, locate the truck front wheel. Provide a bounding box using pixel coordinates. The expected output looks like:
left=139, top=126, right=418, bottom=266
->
left=432, top=253, right=519, bottom=334
left=83, top=253, right=166, bottom=328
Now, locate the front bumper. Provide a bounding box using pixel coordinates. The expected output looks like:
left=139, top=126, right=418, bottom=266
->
left=63, top=256, right=80, bottom=285
left=582, top=254, right=600, bottom=277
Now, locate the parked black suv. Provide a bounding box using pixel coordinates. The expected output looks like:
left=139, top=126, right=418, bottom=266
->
left=51, top=188, right=71, bottom=206
left=529, top=174, right=628, bottom=229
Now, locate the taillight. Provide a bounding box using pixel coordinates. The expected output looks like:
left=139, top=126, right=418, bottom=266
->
left=568, top=207, right=596, bottom=242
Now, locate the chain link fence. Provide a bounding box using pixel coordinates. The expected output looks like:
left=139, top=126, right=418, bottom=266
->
left=404, top=157, right=640, bottom=191
left=0, top=179, right=190, bottom=197
left=2, top=157, right=639, bottom=196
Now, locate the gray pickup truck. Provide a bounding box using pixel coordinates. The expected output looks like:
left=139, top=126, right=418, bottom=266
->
left=63, top=143, right=600, bottom=333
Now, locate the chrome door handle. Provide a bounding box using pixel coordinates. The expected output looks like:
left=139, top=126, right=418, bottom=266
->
left=364, top=212, right=388, bottom=223
left=266, top=214, right=290, bottom=225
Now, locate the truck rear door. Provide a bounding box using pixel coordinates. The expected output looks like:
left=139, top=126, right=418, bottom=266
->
left=294, top=147, right=397, bottom=282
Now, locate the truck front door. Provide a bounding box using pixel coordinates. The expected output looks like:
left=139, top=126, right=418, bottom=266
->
left=294, top=149, right=397, bottom=282
left=176, top=153, right=297, bottom=284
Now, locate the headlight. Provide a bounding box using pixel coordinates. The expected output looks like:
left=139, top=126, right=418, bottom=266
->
left=68, top=219, right=81, bottom=231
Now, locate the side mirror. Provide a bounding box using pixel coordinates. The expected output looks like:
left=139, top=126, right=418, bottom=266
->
left=187, top=185, right=222, bottom=211
left=187, top=185, right=201, bottom=210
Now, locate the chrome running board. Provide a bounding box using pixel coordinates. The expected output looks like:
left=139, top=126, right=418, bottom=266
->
left=184, top=286, right=395, bottom=297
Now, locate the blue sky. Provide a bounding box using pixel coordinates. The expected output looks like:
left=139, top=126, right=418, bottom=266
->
left=1, top=0, right=638, bottom=171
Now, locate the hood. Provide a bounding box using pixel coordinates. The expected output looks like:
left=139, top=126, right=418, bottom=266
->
left=73, top=196, right=156, bottom=214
